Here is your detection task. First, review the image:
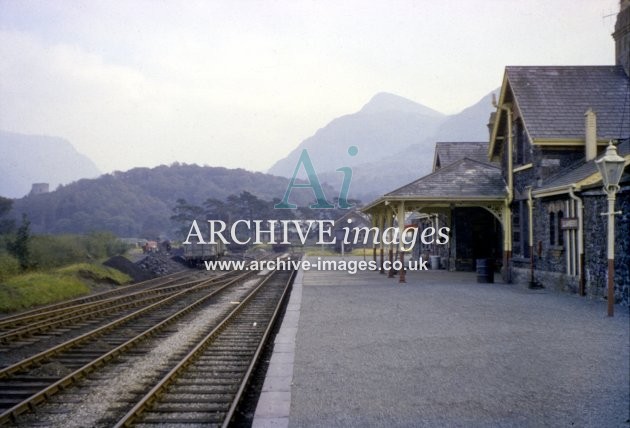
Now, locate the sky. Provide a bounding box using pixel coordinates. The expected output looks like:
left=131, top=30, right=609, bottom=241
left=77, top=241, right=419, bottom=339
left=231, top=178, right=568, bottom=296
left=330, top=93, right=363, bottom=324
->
left=0, top=0, right=621, bottom=174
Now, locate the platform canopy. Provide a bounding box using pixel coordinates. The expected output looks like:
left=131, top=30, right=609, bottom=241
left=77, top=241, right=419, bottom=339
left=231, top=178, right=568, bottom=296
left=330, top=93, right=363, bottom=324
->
left=362, top=157, right=507, bottom=221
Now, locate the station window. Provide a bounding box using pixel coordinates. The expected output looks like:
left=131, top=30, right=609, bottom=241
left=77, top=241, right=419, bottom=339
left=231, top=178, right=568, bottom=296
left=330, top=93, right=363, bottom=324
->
left=548, top=209, right=565, bottom=248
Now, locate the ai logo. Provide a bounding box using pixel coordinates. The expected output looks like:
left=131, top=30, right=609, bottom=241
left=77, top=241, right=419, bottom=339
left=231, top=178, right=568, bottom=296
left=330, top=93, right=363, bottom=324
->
left=274, top=146, right=358, bottom=209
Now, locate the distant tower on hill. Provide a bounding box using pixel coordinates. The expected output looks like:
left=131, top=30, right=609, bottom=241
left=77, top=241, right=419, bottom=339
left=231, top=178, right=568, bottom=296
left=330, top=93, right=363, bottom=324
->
left=614, top=0, right=630, bottom=75
left=30, top=183, right=49, bottom=195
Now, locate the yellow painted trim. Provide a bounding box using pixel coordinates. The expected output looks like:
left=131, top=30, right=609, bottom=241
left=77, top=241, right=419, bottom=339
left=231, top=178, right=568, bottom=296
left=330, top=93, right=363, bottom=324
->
left=488, top=72, right=509, bottom=158
left=575, top=173, right=601, bottom=188
left=575, top=155, right=630, bottom=188
left=532, top=155, right=629, bottom=197
left=513, top=163, right=533, bottom=173
left=380, top=196, right=505, bottom=202
left=532, top=186, right=572, bottom=198
left=362, top=197, right=506, bottom=210
left=532, top=138, right=609, bottom=146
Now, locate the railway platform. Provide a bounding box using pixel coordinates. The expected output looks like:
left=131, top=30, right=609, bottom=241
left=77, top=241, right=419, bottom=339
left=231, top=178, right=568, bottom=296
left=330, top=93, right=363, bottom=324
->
left=253, top=256, right=630, bottom=427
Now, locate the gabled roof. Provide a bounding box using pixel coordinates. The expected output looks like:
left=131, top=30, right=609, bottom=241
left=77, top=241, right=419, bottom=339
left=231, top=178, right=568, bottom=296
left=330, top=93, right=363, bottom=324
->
left=533, top=140, right=630, bottom=196
left=333, top=210, right=370, bottom=226
left=386, top=157, right=506, bottom=200
left=432, top=142, right=492, bottom=171
left=506, top=66, right=630, bottom=141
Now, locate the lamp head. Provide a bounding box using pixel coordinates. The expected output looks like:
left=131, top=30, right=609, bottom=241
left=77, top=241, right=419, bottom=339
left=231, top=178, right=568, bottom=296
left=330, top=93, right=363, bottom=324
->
left=595, top=141, right=625, bottom=190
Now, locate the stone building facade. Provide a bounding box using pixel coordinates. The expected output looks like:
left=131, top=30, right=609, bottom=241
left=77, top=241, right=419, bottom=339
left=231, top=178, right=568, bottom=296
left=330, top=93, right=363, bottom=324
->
left=363, top=4, right=630, bottom=306
left=491, top=65, right=630, bottom=305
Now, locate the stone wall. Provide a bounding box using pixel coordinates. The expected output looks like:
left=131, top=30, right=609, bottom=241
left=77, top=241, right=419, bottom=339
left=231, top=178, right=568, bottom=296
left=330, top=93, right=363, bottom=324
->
left=582, top=186, right=630, bottom=306
left=512, top=185, right=630, bottom=306
left=512, top=266, right=579, bottom=293
left=532, top=197, right=566, bottom=273
left=513, top=167, right=535, bottom=196
left=532, top=147, right=585, bottom=183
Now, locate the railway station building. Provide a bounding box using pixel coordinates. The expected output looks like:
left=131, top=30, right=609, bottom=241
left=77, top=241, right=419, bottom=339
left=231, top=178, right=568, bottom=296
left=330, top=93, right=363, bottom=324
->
left=363, top=4, right=630, bottom=306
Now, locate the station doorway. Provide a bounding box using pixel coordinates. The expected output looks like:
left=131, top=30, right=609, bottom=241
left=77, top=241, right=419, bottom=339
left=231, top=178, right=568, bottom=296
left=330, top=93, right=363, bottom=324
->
left=451, top=207, right=503, bottom=272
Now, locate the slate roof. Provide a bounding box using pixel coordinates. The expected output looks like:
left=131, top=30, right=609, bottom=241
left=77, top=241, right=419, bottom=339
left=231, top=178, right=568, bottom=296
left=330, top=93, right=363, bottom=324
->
left=506, top=66, right=630, bottom=140
left=386, top=157, right=506, bottom=199
left=535, top=140, right=630, bottom=192
left=433, top=142, right=493, bottom=170
left=333, top=210, right=371, bottom=228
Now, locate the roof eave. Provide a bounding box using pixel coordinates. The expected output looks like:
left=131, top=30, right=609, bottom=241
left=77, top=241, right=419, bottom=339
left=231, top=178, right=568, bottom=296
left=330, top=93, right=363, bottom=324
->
left=488, top=71, right=509, bottom=159
left=532, top=185, right=575, bottom=198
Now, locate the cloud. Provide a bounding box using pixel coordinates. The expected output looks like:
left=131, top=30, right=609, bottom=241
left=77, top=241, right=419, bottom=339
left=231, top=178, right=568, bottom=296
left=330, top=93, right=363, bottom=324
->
left=0, top=30, right=179, bottom=168
left=0, top=0, right=619, bottom=174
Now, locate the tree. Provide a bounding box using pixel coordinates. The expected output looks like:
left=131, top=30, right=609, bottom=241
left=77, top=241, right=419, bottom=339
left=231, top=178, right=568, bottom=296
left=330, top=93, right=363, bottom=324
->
left=7, top=214, right=31, bottom=270
left=0, top=196, right=15, bottom=235
left=204, top=198, right=230, bottom=223
left=170, top=198, right=204, bottom=239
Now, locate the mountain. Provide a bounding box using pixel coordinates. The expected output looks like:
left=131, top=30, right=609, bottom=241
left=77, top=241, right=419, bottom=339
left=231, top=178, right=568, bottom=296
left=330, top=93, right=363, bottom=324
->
left=433, top=91, right=496, bottom=141
left=268, top=92, right=447, bottom=178
left=10, top=163, right=337, bottom=237
left=270, top=90, right=498, bottom=201
left=0, top=131, right=101, bottom=198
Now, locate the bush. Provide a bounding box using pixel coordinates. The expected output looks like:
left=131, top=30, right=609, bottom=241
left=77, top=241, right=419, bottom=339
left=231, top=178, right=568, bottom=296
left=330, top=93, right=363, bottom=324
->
left=0, top=253, right=20, bottom=282
left=85, top=232, right=128, bottom=258
left=29, top=235, right=86, bottom=269
left=28, top=233, right=130, bottom=269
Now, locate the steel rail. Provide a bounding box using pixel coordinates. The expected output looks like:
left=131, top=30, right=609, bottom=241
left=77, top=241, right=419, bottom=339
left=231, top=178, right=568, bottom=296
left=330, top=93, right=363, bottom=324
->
left=0, top=270, right=248, bottom=379
left=221, top=268, right=296, bottom=427
left=0, top=268, right=259, bottom=425
left=113, top=269, right=293, bottom=428
left=0, top=276, right=214, bottom=343
left=0, top=270, right=197, bottom=328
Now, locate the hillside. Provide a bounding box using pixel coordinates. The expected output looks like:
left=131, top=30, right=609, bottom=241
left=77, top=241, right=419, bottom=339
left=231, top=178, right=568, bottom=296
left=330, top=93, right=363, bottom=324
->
left=10, top=163, right=336, bottom=237
left=333, top=91, right=498, bottom=200
left=0, top=131, right=101, bottom=198
left=269, top=91, right=498, bottom=201
left=268, top=92, right=447, bottom=178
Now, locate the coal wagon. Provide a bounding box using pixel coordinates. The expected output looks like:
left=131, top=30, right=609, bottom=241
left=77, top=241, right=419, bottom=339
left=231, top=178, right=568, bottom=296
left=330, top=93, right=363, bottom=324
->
left=182, top=241, right=225, bottom=267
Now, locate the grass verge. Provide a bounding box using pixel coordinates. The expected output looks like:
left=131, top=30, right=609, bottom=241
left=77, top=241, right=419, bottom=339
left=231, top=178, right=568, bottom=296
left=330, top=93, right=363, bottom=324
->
left=0, top=263, right=132, bottom=313
left=57, top=263, right=132, bottom=285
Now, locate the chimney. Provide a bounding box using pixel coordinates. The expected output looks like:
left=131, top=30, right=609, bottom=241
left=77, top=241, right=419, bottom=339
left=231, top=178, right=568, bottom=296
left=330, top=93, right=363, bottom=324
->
left=487, top=111, right=496, bottom=140
left=585, top=108, right=597, bottom=162
left=613, top=0, right=630, bottom=75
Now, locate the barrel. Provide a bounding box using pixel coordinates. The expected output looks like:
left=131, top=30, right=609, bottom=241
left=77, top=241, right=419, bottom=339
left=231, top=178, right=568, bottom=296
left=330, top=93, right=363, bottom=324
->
left=430, top=255, right=441, bottom=270
left=476, top=258, right=494, bottom=283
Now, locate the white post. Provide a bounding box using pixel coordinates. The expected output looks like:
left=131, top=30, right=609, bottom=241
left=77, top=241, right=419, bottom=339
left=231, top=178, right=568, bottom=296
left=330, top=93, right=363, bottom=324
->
left=606, top=192, right=616, bottom=317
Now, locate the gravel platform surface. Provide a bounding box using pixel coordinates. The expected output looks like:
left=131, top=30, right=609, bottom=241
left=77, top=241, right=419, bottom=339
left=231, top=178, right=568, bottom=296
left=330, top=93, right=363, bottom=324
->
left=259, top=256, right=630, bottom=427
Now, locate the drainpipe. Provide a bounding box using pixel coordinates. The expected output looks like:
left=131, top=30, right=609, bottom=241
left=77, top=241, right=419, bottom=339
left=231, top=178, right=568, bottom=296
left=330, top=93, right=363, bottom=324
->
left=527, top=186, right=535, bottom=287
left=569, top=186, right=585, bottom=296
left=494, top=99, right=514, bottom=282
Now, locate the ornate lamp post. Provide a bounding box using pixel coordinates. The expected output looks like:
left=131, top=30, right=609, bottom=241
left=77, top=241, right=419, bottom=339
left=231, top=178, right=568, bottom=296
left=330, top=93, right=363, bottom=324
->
left=595, top=141, right=626, bottom=317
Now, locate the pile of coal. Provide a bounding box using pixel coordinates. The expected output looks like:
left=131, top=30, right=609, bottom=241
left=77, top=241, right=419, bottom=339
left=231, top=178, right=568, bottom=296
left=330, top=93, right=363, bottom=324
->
left=135, top=252, right=185, bottom=277
left=104, top=255, right=153, bottom=282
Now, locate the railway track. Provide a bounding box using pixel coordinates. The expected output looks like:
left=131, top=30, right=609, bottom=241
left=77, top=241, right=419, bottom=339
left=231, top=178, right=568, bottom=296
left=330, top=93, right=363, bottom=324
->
left=0, top=271, right=230, bottom=348
left=114, top=269, right=294, bottom=427
left=0, top=270, right=197, bottom=334
left=0, top=267, right=262, bottom=425
left=0, top=259, right=296, bottom=428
